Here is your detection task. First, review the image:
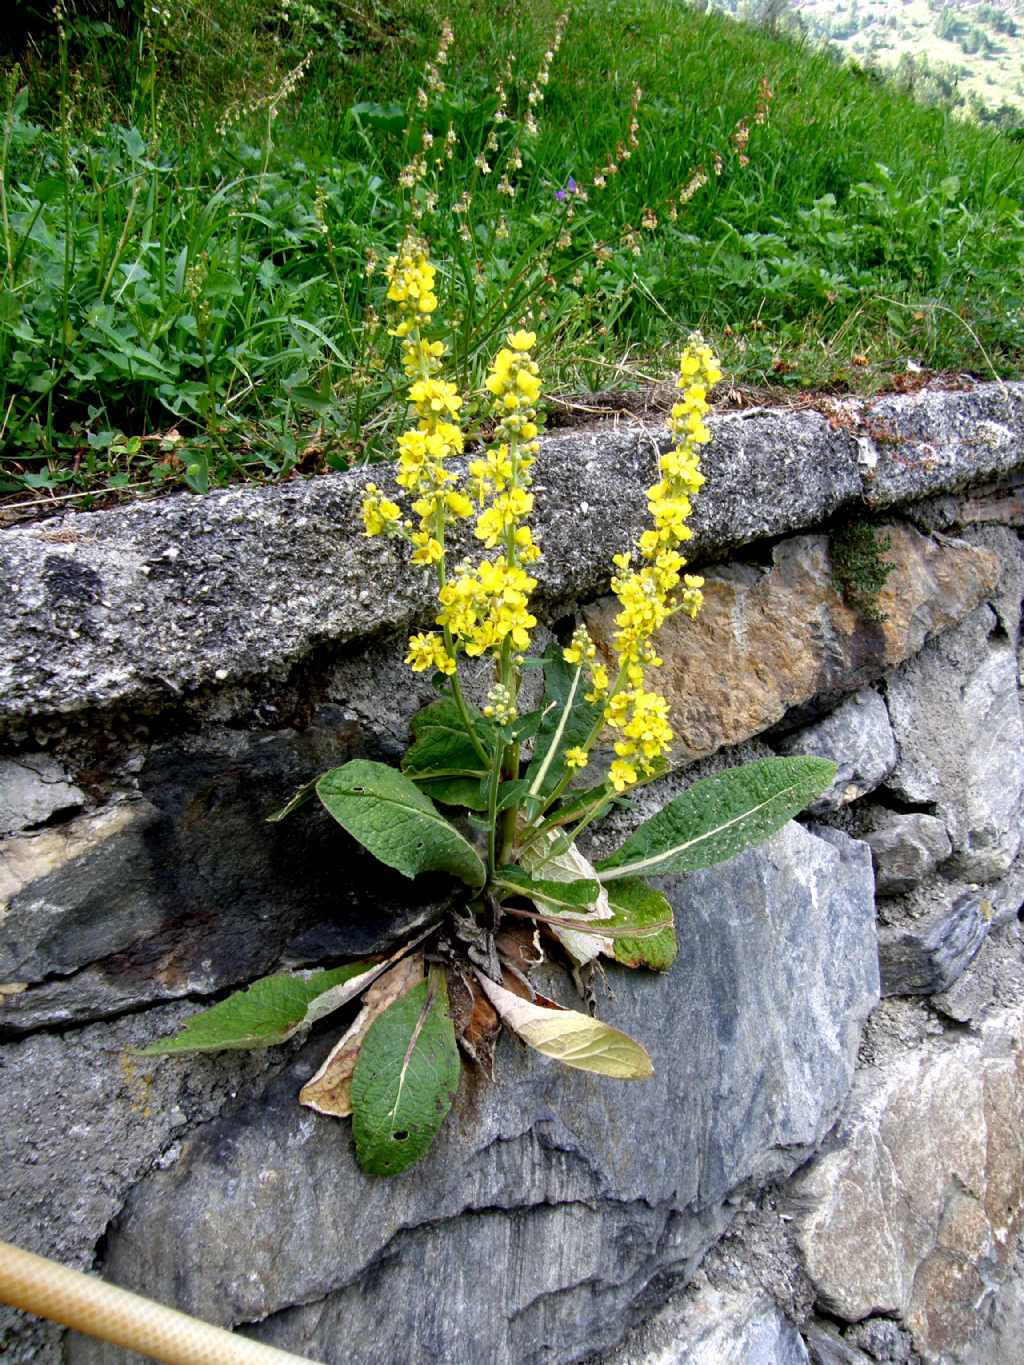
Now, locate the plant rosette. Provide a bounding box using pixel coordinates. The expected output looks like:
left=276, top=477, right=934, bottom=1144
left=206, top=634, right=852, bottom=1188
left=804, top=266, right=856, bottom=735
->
left=144, top=241, right=835, bottom=1177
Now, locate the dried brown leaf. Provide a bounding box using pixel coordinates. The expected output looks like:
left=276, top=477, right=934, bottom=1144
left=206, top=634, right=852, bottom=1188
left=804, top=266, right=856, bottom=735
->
left=298, top=954, right=424, bottom=1117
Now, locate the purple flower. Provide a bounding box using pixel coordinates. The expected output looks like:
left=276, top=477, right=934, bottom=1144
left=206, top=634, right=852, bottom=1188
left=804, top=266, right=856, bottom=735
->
left=555, top=176, right=577, bottom=202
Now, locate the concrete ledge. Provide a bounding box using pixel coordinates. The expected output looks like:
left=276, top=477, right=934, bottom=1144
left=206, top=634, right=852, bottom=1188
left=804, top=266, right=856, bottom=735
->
left=0, top=380, right=1020, bottom=725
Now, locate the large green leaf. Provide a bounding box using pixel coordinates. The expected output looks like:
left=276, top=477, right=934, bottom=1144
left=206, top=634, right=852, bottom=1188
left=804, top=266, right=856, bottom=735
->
left=523, top=646, right=603, bottom=804
left=597, top=756, right=837, bottom=882
left=140, top=961, right=376, bottom=1055
left=317, top=760, right=486, bottom=889
left=605, top=878, right=677, bottom=971
left=401, top=697, right=494, bottom=780
left=492, top=866, right=600, bottom=909
left=413, top=775, right=488, bottom=811
left=351, top=968, right=462, bottom=1177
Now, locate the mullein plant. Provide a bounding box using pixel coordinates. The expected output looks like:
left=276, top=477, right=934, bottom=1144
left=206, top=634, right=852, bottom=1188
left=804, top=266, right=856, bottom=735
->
left=145, top=242, right=835, bottom=1177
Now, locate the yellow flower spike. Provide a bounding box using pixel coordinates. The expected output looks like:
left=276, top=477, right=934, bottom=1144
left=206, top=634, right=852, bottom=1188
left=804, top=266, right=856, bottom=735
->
left=508, top=329, right=536, bottom=350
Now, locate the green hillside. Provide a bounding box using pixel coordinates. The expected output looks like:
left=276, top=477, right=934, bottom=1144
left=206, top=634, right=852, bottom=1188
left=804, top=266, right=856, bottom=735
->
left=1, top=0, right=1022, bottom=508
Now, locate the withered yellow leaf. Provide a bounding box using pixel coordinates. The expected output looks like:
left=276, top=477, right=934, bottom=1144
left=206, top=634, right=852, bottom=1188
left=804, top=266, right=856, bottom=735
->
left=476, top=974, right=653, bottom=1080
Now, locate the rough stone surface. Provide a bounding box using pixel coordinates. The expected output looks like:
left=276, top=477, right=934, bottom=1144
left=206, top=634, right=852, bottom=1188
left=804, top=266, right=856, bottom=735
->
left=932, top=918, right=1024, bottom=1026
left=57, top=821, right=876, bottom=1365
left=863, top=815, right=953, bottom=895
left=885, top=604, right=1024, bottom=882
left=802, top=1322, right=874, bottom=1365
left=595, top=1286, right=810, bottom=1365
left=858, top=383, right=1024, bottom=509
left=958, top=1234, right=1024, bottom=1365
left=0, top=406, right=864, bottom=729
left=585, top=526, right=999, bottom=764
left=876, top=888, right=990, bottom=996
left=793, top=1005, right=1024, bottom=1362
left=1, top=382, right=1019, bottom=731
left=0, top=754, right=85, bottom=835
left=0, top=711, right=439, bottom=1033
left=0, top=1001, right=300, bottom=1362
left=774, top=688, right=896, bottom=814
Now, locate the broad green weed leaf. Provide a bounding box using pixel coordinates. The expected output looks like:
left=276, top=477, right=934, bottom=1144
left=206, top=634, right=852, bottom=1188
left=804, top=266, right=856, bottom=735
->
left=604, top=878, right=677, bottom=972
left=493, top=866, right=599, bottom=909
left=597, top=756, right=837, bottom=883
left=351, top=968, right=461, bottom=1177
left=524, top=647, right=602, bottom=803
left=140, top=961, right=376, bottom=1055
left=317, top=759, right=486, bottom=889
left=477, top=975, right=653, bottom=1079
left=413, top=775, right=488, bottom=811
left=401, top=697, right=493, bottom=780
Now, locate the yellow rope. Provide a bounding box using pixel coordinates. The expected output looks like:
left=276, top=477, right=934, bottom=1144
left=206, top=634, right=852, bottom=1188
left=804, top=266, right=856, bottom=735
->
left=0, top=1239, right=324, bottom=1365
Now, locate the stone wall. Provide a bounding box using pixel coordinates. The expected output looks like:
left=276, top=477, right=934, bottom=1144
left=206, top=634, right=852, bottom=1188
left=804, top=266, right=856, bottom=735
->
left=2, top=379, right=1023, bottom=1365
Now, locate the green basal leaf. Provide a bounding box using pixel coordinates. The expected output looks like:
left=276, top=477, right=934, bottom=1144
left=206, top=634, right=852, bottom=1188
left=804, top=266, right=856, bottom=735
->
left=351, top=967, right=462, bottom=1177
left=413, top=775, right=488, bottom=811
left=493, top=866, right=600, bottom=908
left=401, top=697, right=494, bottom=780
left=318, top=760, right=487, bottom=889
left=266, top=775, right=320, bottom=823
left=524, top=645, right=602, bottom=803
left=604, top=878, right=677, bottom=972
left=140, top=961, right=376, bottom=1055
left=597, top=756, right=838, bottom=883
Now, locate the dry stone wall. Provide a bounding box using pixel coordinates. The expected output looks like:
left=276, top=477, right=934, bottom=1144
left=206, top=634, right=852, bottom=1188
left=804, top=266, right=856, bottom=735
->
left=1, top=380, right=1024, bottom=1364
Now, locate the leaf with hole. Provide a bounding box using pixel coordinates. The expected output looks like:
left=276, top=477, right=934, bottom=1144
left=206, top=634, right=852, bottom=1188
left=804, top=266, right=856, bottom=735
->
left=351, top=968, right=462, bottom=1176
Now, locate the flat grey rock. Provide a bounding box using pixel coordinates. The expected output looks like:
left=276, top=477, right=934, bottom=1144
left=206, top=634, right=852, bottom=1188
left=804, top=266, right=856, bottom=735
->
left=793, top=1004, right=1024, bottom=1362
left=0, top=713, right=439, bottom=1032
left=886, top=604, right=1024, bottom=883
left=863, top=814, right=952, bottom=895
left=877, top=888, right=990, bottom=996
left=0, top=753, right=85, bottom=835
left=598, top=1286, right=809, bottom=1365
left=775, top=689, right=896, bottom=814
left=62, top=822, right=877, bottom=1365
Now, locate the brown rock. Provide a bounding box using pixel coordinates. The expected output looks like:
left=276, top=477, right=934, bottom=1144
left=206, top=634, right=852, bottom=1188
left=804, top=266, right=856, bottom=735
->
left=584, top=526, right=1000, bottom=763
left=793, top=1006, right=1024, bottom=1362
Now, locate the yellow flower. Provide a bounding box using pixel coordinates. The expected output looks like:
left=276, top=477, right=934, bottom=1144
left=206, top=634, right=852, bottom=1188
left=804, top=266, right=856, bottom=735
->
left=565, top=747, right=589, bottom=770
left=361, top=484, right=403, bottom=536
left=405, top=632, right=455, bottom=674
left=609, top=759, right=638, bottom=792
left=508, top=329, right=536, bottom=351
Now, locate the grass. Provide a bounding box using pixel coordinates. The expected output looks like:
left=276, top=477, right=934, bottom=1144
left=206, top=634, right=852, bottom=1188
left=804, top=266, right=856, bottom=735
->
left=1, top=0, right=1022, bottom=509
